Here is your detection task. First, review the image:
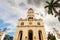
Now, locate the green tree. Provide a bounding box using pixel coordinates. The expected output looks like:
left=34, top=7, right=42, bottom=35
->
left=47, top=32, right=56, bottom=40
left=50, top=34, right=56, bottom=40
left=45, top=0, right=60, bottom=21
left=48, top=32, right=51, bottom=40
left=9, top=36, right=13, bottom=40
left=51, top=35, right=56, bottom=40
left=4, top=35, right=13, bottom=40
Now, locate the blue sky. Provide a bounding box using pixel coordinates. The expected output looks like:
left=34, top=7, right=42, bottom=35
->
left=0, top=19, right=10, bottom=29
left=0, top=0, right=60, bottom=37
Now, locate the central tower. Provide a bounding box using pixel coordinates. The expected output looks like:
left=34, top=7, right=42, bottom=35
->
left=13, top=8, right=47, bottom=40
left=27, top=8, right=34, bottom=18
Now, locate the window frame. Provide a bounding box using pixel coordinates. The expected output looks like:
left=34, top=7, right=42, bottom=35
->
left=21, top=22, right=24, bottom=26
left=37, top=22, right=40, bottom=25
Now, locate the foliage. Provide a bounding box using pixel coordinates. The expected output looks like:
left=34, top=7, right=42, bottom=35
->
left=45, top=0, right=60, bottom=21
left=48, top=32, right=56, bottom=40
left=4, top=35, right=13, bottom=40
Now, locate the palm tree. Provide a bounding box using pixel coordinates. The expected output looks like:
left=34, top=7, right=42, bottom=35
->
left=58, top=10, right=60, bottom=21
left=45, top=0, right=60, bottom=21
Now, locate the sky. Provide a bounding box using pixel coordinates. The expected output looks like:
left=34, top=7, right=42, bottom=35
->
left=0, top=0, right=60, bottom=37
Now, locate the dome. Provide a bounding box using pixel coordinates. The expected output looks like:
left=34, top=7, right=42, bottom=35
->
left=28, top=8, right=33, bottom=10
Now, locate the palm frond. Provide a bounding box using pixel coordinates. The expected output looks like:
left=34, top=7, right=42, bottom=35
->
left=48, top=8, right=52, bottom=14
left=54, top=0, right=60, bottom=3
left=59, top=10, right=60, bottom=15
left=53, top=8, right=58, bottom=17
left=45, top=5, right=49, bottom=8
left=53, top=7, right=58, bottom=14
left=58, top=16, right=60, bottom=21
left=48, top=10, right=51, bottom=14
left=45, top=0, right=60, bottom=21
left=50, top=9, right=53, bottom=15
left=54, top=4, right=60, bottom=8
left=55, top=14, right=58, bottom=17
left=51, top=0, right=54, bottom=4
left=55, top=6, right=60, bottom=8
left=46, top=1, right=50, bottom=4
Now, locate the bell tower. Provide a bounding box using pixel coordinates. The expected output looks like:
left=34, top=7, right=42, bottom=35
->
left=27, top=8, right=34, bottom=18
left=27, top=8, right=34, bottom=21
left=13, top=8, right=47, bottom=40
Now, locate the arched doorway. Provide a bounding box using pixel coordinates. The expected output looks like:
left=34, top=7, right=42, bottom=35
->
left=19, top=31, right=23, bottom=40
left=38, top=30, right=43, bottom=40
left=28, top=30, right=33, bottom=40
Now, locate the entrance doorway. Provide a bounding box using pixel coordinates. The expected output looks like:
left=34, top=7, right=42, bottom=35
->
left=28, top=30, right=33, bottom=40
left=38, top=31, right=42, bottom=40
left=19, top=31, right=23, bottom=40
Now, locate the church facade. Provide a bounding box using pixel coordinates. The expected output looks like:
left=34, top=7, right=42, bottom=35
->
left=0, top=30, right=6, bottom=40
left=13, top=8, right=47, bottom=40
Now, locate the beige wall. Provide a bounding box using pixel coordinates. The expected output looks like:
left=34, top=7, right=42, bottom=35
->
left=0, top=31, right=6, bottom=40
left=18, top=19, right=43, bottom=26
left=13, top=8, right=47, bottom=40
left=14, top=26, right=47, bottom=40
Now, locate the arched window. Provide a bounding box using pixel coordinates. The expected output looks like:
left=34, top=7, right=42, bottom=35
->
left=21, top=22, right=24, bottom=25
left=37, top=22, right=40, bottom=25
left=19, top=31, right=23, bottom=40
left=28, top=30, right=33, bottom=40
left=28, top=17, right=33, bottom=21
left=28, top=17, right=33, bottom=19
left=38, top=31, right=42, bottom=40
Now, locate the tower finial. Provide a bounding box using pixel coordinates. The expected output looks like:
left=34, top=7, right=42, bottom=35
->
left=28, top=8, right=34, bottom=13
left=29, top=8, right=33, bottom=10
left=27, top=8, right=34, bottom=18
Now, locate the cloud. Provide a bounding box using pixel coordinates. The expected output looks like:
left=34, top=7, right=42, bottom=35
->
left=27, top=0, right=41, bottom=7
left=44, top=14, right=60, bottom=33
left=0, top=0, right=60, bottom=37
left=0, top=0, right=19, bottom=36
left=0, top=19, right=4, bottom=25
left=19, top=2, right=28, bottom=9
left=0, top=19, right=11, bottom=30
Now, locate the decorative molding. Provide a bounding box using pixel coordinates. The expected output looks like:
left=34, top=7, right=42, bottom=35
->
left=17, top=25, right=44, bottom=27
